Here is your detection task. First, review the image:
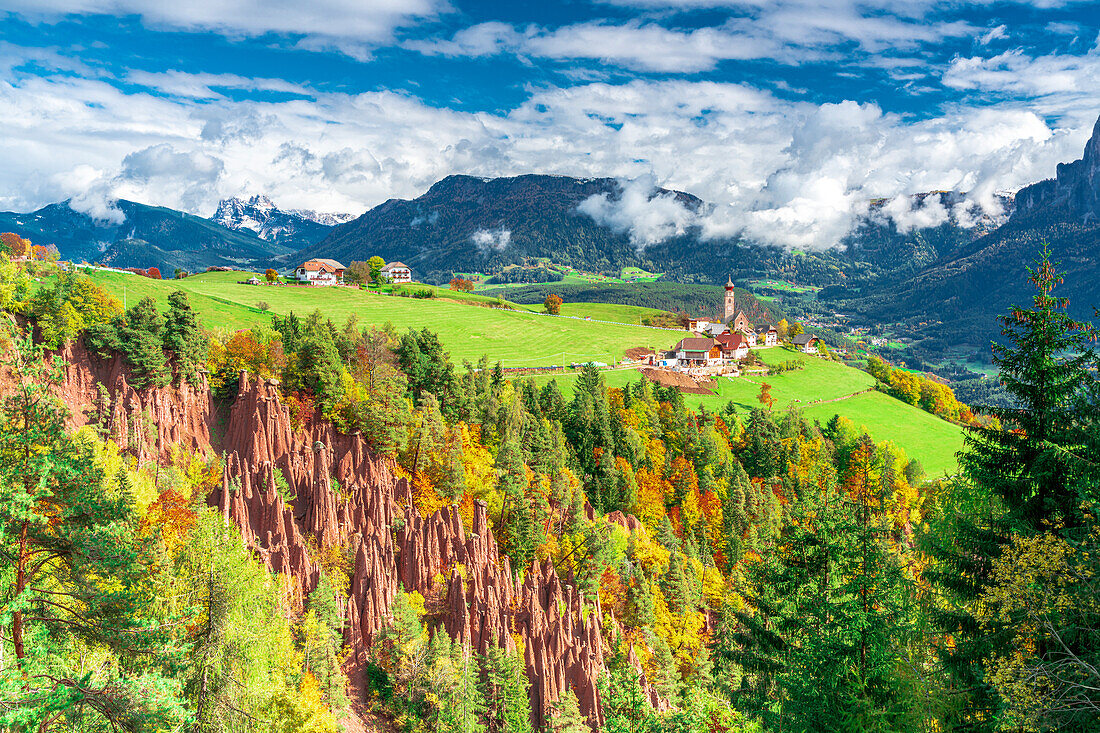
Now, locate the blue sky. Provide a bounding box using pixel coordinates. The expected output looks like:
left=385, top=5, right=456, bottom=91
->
left=1, top=0, right=1098, bottom=247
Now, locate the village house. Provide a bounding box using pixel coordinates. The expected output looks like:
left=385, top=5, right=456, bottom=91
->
left=295, top=258, right=346, bottom=286
left=673, top=337, right=721, bottom=367
left=755, top=324, right=779, bottom=347
left=738, top=328, right=757, bottom=347
left=699, top=322, right=729, bottom=337
left=793, top=334, right=821, bottom=354
left=716, top=332, right=750, bottom=361
left=380, top=261, right=412, bottom=283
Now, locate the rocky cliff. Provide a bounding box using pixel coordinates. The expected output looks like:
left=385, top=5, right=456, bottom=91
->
left=53, top=341, right=217, bottom=465
left=53, top=353, right=628, bottom=729
left=1014, top=114, right=1100, bottom=223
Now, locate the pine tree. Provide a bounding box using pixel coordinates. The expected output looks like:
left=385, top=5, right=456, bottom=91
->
left=117, top=295, right=169, bottom=388
left=496, top=434, right=535, bottom=569
left=547, top=690, right=588, bottom=733
left=0, top=331, right=188, bottom=729
left=163, top=289, right=207, bottom=386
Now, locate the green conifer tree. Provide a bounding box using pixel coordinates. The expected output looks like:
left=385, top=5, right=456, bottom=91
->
left=163, top=289, right=207, bottom=386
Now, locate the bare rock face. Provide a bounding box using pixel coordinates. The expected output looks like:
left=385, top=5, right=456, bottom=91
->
left=54, top=360, right=611, bottom=729
left=54, top=341, right=216, bottom=463
left=1015, top=114, right=1100, bottom=223
left=214, top=375, right=609, bottom=728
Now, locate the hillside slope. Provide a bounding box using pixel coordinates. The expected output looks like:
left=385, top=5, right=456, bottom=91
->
left=846, top=114, right=1100, bottom=346
left=0, top=199, right=299, bottom=273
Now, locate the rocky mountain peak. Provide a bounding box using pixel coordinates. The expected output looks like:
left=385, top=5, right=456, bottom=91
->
left=1013, top=113, right=1100, bottom=223
left=213, top=195, right=353, bottom=241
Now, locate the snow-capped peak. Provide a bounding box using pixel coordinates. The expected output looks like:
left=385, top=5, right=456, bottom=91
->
left=212, top=195, right=354, bottom=241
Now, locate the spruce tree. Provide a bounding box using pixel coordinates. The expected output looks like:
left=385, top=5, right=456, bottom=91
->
left=163, top=289, right=207, bottom=386
left=482, top=646, right=533, bottom=733
left=117, top=295, right=169, bottom=388
left=961, top=244, right=1100, bottom=531
left=926, top=245, right=1100, bottom=732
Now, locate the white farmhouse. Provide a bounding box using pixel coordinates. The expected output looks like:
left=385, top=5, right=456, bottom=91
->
left=380, top=261, right=412, bottom=283
left=295, top=259, right=346, bottom=286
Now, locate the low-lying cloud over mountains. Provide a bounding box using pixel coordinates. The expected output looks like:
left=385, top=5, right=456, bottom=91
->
left=1, top=1, right=1097, bottom=250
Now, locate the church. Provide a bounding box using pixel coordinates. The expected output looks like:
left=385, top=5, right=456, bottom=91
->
left=691, top=278, right=754, bottom=338
left=724, top=277, right=752, bottom=333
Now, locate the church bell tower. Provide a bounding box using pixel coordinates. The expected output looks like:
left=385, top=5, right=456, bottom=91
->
left=724, top=276, right=736, bottom=322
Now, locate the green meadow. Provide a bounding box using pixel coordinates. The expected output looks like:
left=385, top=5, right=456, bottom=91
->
left=81, top=269, right=685, bottom=367
left=517, top=348, right=964, bottom=476
left=77, top=268, right=962, bottom=474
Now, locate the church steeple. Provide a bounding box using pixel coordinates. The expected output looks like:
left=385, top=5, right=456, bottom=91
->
left=724, top=276, right=735, bottom=322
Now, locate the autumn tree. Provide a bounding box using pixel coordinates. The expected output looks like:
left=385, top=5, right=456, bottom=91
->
left=0, top=331, right=188, bottom=729
left=1, top=232, right=30, bottom=258
left=544, top=293, right=563, bottom=316
left=344, top=261, right=371, bottom=286
left=757, top=381, right=774, bottom=410
left=265, top=268, right=278, bottom=282
left=369, top=255, right=386, bottom=285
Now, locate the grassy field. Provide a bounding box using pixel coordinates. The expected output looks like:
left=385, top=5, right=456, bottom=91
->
left=453, top=264, right=662, bottom=291
left=516, top=348, right=964, bottom=476
left=74, top=268, right=962, bottom=474
left=746, top=279, right=822, bottom=295
left=81, top=270, right=687, bottom=367
left=619, top=266, right=663, bottom=281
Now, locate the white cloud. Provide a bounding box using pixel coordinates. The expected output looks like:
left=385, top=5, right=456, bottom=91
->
left=944, top=46, right=1100, bottom=99
left=979, top=24, right=1007, bottom=45
left=878, top=194, right=950, bottom=232
left=411, top=11, right=978, bottom=73
left=125, top=70, right=311, bottom=100
left=0, top=59, right=1095, bottom=250
left=0, top=0, right=445, bottom=58
left=470, top=228, right=511, bottom=254
left=578, top=175, right=700, bottom=249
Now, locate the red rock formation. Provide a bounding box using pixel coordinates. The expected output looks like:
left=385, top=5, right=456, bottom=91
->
left=406, top=502, right=606, bottom=729
left=53, top=341, right=216, bottom=463
left=52, top=360, right=613, bottom=729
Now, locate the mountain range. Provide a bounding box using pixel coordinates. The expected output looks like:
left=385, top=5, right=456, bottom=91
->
left=839, top=114, right=1100, bottom=348
left=213, top=195, right=355, bottom=243
left=3, top=114, right=1098, bottom=351
left=0, top=196, right=352, bottom=274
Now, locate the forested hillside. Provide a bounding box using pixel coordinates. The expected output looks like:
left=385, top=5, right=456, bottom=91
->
left=1, top=245, right=1098, bottom=733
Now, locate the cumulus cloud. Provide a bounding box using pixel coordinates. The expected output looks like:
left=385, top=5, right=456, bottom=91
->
left=0, top=56, right=1094, bottom=250
left=66, top=143, right=225, bottom=221
left=578, top=175, right=700, bottom=249
left=471, top=228, right=512, bottom=254
left=878, top=194, right=950, bottom=233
